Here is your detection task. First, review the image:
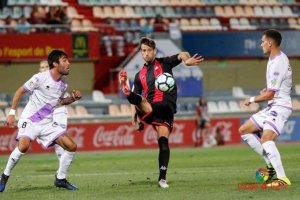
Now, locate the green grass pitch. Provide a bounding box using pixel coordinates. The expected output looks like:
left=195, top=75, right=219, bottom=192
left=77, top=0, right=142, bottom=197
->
left=0, top=143, right=299, bottom=200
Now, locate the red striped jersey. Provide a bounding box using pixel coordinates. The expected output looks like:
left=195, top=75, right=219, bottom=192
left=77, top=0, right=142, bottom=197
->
left=133, top=54, right=181, bottom=113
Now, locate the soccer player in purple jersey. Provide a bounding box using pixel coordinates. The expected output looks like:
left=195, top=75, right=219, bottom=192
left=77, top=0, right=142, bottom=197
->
left=239, top=29, right=293, bottom=187
left=0, top=50, right=82, bottom=192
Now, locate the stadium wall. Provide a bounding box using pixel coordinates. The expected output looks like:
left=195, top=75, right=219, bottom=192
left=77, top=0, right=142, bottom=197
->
left=200, top=59, right=300, bottom=91
left=1, top=116, right=299, bottom=155
left=0, top=62, right=94, bottom=95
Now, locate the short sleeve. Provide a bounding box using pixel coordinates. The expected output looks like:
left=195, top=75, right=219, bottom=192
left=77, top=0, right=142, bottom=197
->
left=267, top=61, right=284, bottom=92
left=160, top=54, right=181, bottom=71
left=23, top=73, right=41, bottom=93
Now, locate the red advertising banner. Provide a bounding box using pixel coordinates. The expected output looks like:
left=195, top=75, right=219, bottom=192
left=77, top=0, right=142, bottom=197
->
left=0, top=118, right=241, bottom=155
left=0, top=33, right=99, bottom=61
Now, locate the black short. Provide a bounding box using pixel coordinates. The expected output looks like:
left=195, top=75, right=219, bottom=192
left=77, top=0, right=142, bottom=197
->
left=136, top=102, right=174, bottom=130
left=199, top=119, right=207, bottom=129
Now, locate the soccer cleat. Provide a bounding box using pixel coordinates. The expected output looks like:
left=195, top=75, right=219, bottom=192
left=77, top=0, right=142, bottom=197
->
left=119, top=70, right=130, bottom=97
left=0, top=173, right=9, bottom=192
left=158, top=179, right=169, bottom=189
left=266, top=177, right=291, bottom=188
left=54, top=176, right=78, bottom=190
left=265, top=164, right=276, bottom=182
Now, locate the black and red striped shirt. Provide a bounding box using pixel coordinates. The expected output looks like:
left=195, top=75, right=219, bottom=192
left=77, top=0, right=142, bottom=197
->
left=133, top=54, right=181, bottom=113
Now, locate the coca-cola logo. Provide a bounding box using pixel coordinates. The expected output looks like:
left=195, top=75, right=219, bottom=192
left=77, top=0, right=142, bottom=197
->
left=143, top=123, right=184, bottom=145
left=93, top=125, right=135, bottom=147
left=67, top=127, right=85, bottom=148
left=213, top=121, right=232, bottom=142
left=192, top=121, right=232, bottom=142
left=0, top=130, right=17, bottom=151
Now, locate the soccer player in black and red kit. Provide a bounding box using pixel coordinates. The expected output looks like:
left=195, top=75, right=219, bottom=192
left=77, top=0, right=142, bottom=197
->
left=119, top=37, right=204, bottom=188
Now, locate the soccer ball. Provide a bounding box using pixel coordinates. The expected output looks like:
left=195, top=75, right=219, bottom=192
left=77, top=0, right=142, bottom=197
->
left=255, top=168, right=269, bottom=182
left=155, top=73, right=175, bottom=92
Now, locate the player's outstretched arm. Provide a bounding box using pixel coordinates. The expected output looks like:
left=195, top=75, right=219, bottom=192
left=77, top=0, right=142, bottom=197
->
left=6, top=86, right=27, bottom=127
left=59, top=90, right=82, bottom=105
left=244, top=90, right=275, bottom=106
left=178, top=52, right=204, bottom=66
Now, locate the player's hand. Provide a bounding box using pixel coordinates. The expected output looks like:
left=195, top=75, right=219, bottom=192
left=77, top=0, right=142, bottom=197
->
left=244, top=96, right=251, bottom=106
left=184, top=54, right=204, bottom=66
left=132, top=120, right=144, bottom=132
left=72, top=90, right=82, bottom=101
left=6, top=115, right=16, bottom=128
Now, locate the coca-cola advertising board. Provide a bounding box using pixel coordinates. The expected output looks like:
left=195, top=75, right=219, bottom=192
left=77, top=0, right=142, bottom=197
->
left=0, top=118, right=241, bottom=155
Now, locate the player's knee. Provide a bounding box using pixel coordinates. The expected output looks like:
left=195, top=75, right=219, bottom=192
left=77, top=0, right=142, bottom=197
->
left=68, top=142, right=77, bottom=152
left=18, top=143, right=30, bottom=153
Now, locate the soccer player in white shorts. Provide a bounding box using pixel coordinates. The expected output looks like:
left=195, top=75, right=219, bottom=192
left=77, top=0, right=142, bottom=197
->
left=239, top=29, right=293, bottom=188
left=0, top=50, right=82, bottom=192
left=38, top=60, right=65, bottom=159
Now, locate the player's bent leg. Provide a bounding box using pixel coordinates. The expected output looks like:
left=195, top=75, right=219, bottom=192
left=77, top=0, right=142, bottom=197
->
left=54, top=136, right=78, bottom=190
left=135, top=97, right=152, bottom=114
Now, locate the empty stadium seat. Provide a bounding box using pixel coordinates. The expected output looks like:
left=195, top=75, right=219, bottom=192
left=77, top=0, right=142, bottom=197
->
left=119, top=104, right=131, bottom=115
left=93, top=7, right=104, bottom=18
left=75, top=105, right=92, bottom=117
left=207, top=101, right=219, bottom=113
left=232, top=86, right=247, bottom=98
left=66, top=106, right=77, bottom=117
left=66, top=6, right=84, bottom=19
left=108, top=104, right=121, bottom=116
left=92, top=90, right=112, bottom=103
left=218, top=101, right=230, bottom=113
left=228, top=100, right=241, bottom=112
left=82, top=19, right=98, bottom=32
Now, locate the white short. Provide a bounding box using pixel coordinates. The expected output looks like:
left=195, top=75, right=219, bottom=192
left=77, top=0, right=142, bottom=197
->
left=17, top=118, right=66, bottom=148
left=53, top=106, right=68, bottom=129
left=250, top=105, right=292, bottom=135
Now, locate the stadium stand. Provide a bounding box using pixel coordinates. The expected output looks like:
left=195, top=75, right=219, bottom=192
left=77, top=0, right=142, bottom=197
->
left=0, top=0, right=300, bottom=121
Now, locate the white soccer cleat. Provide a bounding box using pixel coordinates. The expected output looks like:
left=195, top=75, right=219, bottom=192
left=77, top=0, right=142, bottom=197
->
left=158, top=179, right=169, bottom=189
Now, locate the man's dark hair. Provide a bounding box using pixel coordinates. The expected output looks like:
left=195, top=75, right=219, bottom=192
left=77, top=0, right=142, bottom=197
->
left=263, top=29, right=282, bottom=47
left=48, top=50, right=68, bottom=69
left=139, top=37, right=156, bottom=50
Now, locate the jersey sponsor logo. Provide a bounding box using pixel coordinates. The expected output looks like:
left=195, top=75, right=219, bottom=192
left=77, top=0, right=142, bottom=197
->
left=273, top=72, right=280, bottom=76
left=270, top=111, right=278, bottom=117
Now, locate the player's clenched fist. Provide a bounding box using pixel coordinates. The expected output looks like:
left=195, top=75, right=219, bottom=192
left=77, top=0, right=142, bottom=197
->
left=72, top=90, right=82, bottom=101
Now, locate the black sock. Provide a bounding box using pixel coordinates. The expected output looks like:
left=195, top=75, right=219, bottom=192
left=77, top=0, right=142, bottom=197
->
left=158, top=137, right=170, bottom=181
left=127, top=92, right=142, bottom=105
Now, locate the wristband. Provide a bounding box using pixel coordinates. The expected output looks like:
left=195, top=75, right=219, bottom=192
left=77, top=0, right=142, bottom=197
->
left=249, top=96, right=255, bottom=103
left=9, top=109, right=16, bottom=116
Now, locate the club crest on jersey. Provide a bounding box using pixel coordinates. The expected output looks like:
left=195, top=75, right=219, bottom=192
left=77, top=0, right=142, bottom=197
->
left=28, top=81, right=35, bottom=89
left=271, top=79, right=277, bottom=86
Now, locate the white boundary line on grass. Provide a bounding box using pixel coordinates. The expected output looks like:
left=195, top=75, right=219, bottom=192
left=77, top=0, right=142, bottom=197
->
left=14, top=167, right=300, bottom=178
